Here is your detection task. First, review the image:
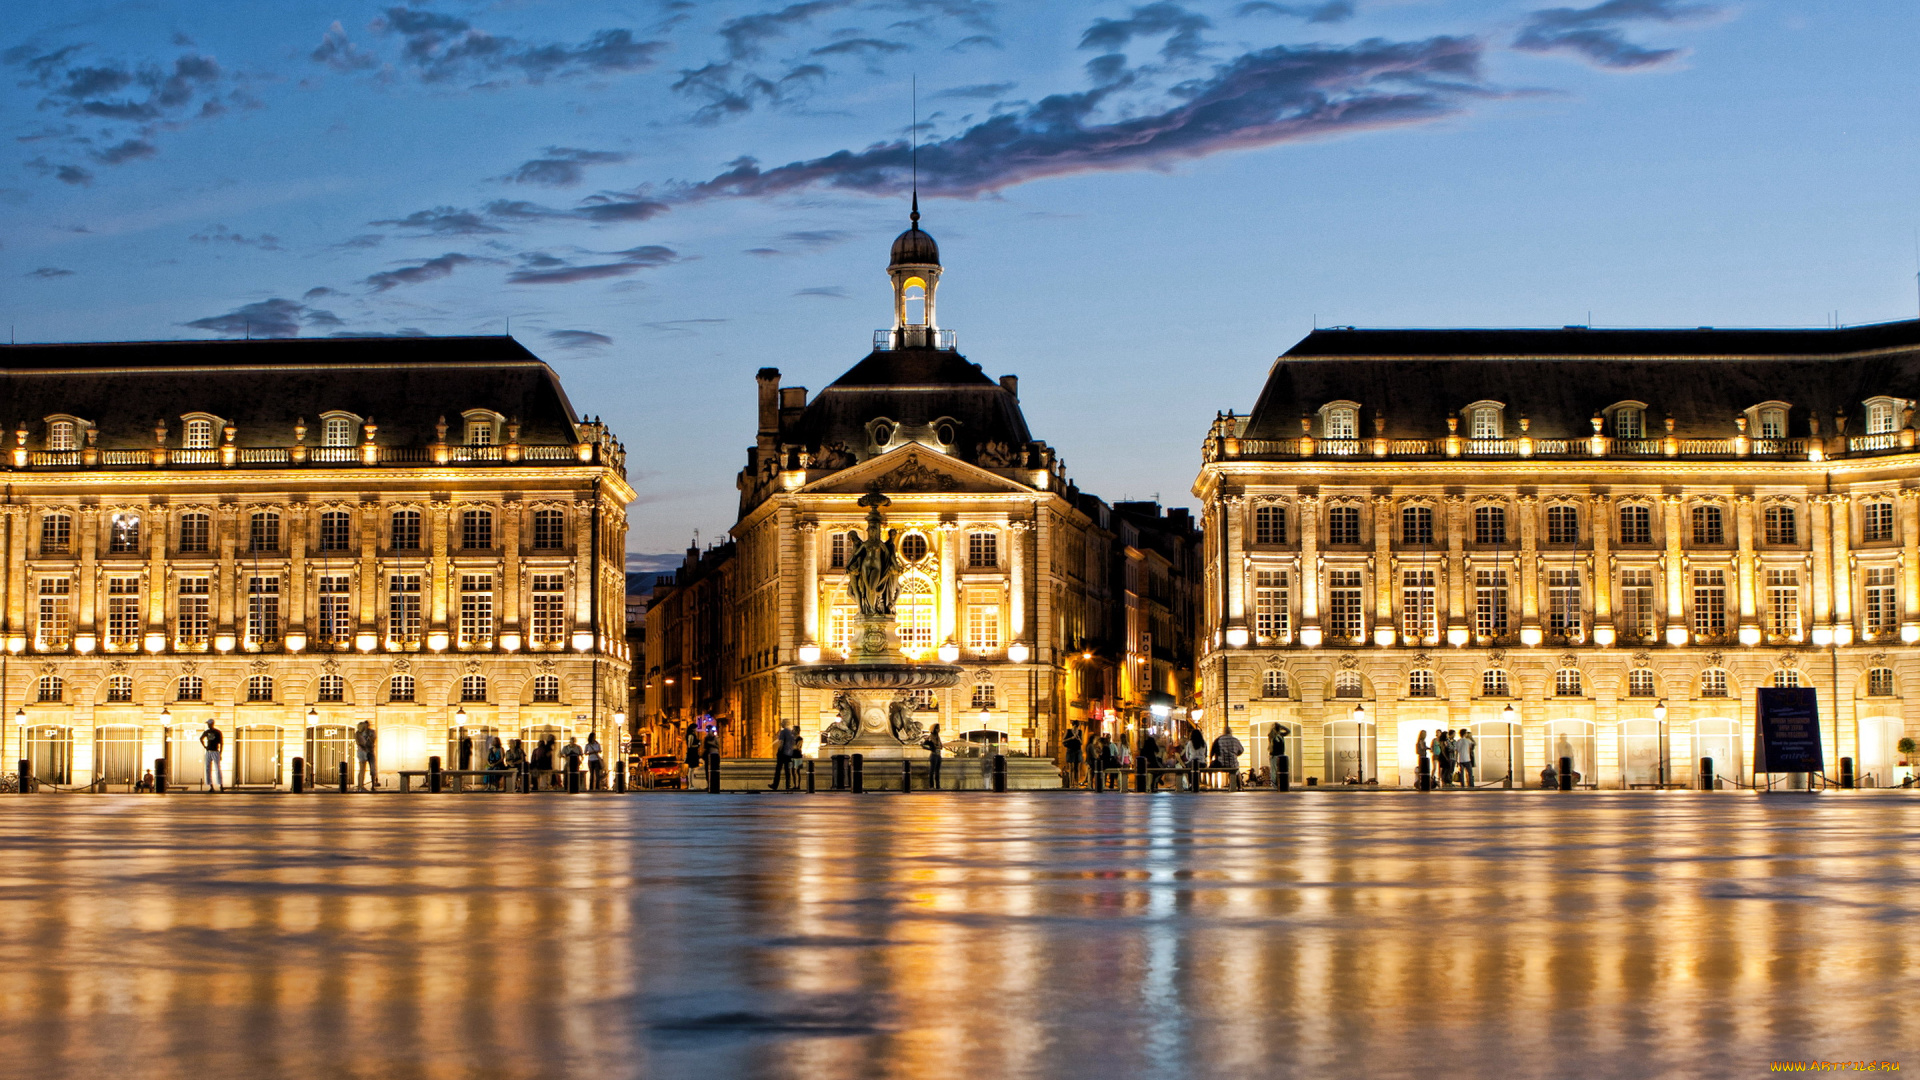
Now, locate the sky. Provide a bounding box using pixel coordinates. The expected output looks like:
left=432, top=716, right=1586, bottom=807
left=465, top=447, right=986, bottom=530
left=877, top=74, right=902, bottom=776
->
left=5, top=1, right=1919, bottom=574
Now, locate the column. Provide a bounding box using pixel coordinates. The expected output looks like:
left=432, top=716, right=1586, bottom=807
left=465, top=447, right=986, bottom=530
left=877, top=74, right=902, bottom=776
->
left=1373, top=495, right=1394, bottom=645
left=1591, top=495, right=1612, bottom=644
left=1831, top=494, right=1854, bottom=644
left=500, top=501, right=521, bottom=639
left=1663, top=495, right=1685, bottom=644
left=146, top=504, right=169, bottom=644
left=1735, top=494, right=1757, bottom=643
left=1810, top=494, right=1834, bottom=642
left=1444, top=495, right=1466, bottom=643
left=358, top=500, right=379, bottom=635
left=1009, top=518, right=1031, bottom=643
left=1518, top=495, right=1539, bottom=641
left=1901, top=490, right=1920, bottom=636
left=1297, top=495, right=1320, bottom=635
left=77, top=506, right=98, bottom=645
left=798, top=520, right=820, bottom=645
left=429, top=499, right=450, bottom=637
left=216, top=504, right=239, bottom=642
left=288, top=502, right=308, bottom=639
left=0, top=507, right=18, bottom=649
left=1223, top=494, right=1247, bottom=629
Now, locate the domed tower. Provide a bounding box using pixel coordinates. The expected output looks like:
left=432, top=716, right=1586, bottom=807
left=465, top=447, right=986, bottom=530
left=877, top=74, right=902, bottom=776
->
left=887, top=194, right=943, bottom=348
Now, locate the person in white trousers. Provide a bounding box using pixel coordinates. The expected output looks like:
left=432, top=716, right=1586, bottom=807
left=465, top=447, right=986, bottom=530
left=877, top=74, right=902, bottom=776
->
left=199, top=719, right=225, bottom=792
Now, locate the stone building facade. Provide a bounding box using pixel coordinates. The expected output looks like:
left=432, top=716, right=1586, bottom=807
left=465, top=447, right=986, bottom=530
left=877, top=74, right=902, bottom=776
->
left=1196, top=322, right=1920, bottom=788
left=0, top=336, right=633, bottom=789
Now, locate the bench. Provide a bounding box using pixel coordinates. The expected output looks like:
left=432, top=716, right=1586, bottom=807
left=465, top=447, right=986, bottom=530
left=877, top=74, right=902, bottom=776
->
left=397, top=768, right=519, bottom=793
left=1097, top=766, right=1244, bottom=791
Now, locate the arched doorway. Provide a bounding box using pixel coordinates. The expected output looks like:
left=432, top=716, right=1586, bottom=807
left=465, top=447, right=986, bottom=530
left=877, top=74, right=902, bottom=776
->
left=1857, top=716, right=1903, bottom=788
left=1323, top=719, right=1376, bottom=784
left=235, top=725, right=282, bottom=786
left=306, top=723, right=352, bottom=786
left=1471, top=718, right=1522, bottom=787
left=93, top=724, right=142, bottom=786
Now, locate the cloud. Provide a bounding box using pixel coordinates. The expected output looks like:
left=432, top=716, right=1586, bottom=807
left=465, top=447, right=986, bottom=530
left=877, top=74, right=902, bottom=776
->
left=505, top=147, right=630, bottom=187
left=303, top=286, right=339, bottom=299
left=718, top=1, right=851, bottom=60
left=24, top=158, right=93, bottom=185
left=370, top=7, right=667, bottom=83
left=671, top=60, right=827, bottom=123
left=809, top=37, right=912, bottom=56
left=937, top=81, right=1016, bottom=98
left=28, top=267, right=74, bottom=279
left=1079, top=3, right=1212, bottom=63
left=949, top=35, right=1001, bottom=51
left=190, top=224, right=283, bottom=250
left=783, top=229, right=852, bottom=248
left=506, top=245, right=678, bottom=285
left=4, top=44, right=227, bottom=179
left=328, top=234, right=385, bottom=250
left=1513, top=0, right=1720, bottom=69
left=644, top=318, right=729, bottom=333
left=181, top=298, right=346, bottom=338
left=364, top=252, right=484, bottom=291
left=312, top=21, right=380, bottom=72
left=547, top=329, right=614, bottom=349
left=369, top=206, right=506, bottom=235
left=795, top=285, right=850, bottom=298
left=1235, top=1, right=1355, bottom=23
left=676, top=35, right=1492, bottom=202
left=90, top=138, right=158, bottom=165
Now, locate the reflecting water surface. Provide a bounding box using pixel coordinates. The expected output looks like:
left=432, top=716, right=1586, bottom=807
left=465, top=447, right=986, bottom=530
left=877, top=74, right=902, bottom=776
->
left=1, top=792, right=1915, bottom=1079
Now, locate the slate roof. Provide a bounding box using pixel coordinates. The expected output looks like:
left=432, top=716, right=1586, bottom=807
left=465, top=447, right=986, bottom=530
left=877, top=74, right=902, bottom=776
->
left=0, top=336, right=582, bottom=448
left=1245, top=319, right=1920, bottom=441
left=785, top=346, right=1032, bottom=458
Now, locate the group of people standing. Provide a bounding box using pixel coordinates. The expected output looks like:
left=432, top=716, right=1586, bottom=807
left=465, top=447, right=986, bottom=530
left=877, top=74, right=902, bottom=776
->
left=1414, top=728, right=1478, bottom=788
left=1062, top=724, right=1247, bottom=790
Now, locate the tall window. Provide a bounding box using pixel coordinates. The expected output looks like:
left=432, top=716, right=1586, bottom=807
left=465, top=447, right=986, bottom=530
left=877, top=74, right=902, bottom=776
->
left=387, top=574, right=422, bottom=645
left=106, top=674, right=133, bottom=703
left=318, top=511, right=353, bottom=552
left=1758, top=408, right=1786, bottom=439
left=1691, top=505, right=1724, bottom=545
left=1323, top=406, right=1357, bottom=440
left=389, top=674, right=415, bottom=702
left=1547, top=569, right=1582, bottom=638
left=896, top=579, right=935, bottom=655
left=48, top=420, right=76, bottom=451
left=1470, top=407, right=1501, bottom=440
left=176, top=577, right=210, bottom=648
left=1618, top=505, right=1652, bottom=545
left=317, top=674, right=345, bottom=703
left=1628, top=669, right=1656, bottom=697
left=1253, top=504, right=1286, bottom=545
left=1612, top=408, right=1644, bottom=438
left=461, top=509, right=494, bottom=550
left=467, top=419, right=494, bottom=446
left=461, top=675, right=488, bottom=702
left=1327, top=570, right=1364, bottom=642
left=1481, top=669, right=1511, bottom=697
left=1863, top=502, right=1895, bottom=543
left=1865, top=567, right=1898, bottom=634
left=1621, top=568, right=1655, bottom=640
left=249, top=511, right=280, bottom=553
left=1772, top=668, right=1802, bottom=688
left=1868, top=668, right=1896, bottom=696
left=1474, top=569, right=1509, bottom=639
left=390, top=509, right=422, bottom=550
left=968, top=531, right=998, bottom=568
left=178, top=512, right=210, bottom=553
left=971, top=682, right=996, bottom=709
left=966, top=602, right=1002, bottom=652
left=323, top=416, right=355, bottom=447
left=317, top=575, right=352, bottom=646
left=184, top=418, right=215, bottom=449
left=1401, top=569, right=1436, bottom=642
left=106, top=576, right=141, bottom=648
left=1555, top=669, right=1583, bottom=696
left=40, top=512, right=71, bottom=554
left=1408, top=670, right=1437, bottom=697
left=1546, top=505, right=1579, bottom=545
left=1867, top=401, right=1897, bottom=434
left=247, top=576, right=282, bottom=647
left=531, top=574, right=567, bottom=647
left=1327, top=506, right=1361, bottom=545
left=177, top=675, right=204, bottom=701
left=1764, top=505, right=1797, bottom=545
left=1401, top=506, right=1433, bottom=546
left=826, top=605, right=855, bottom=656
left=1333, top=671, right=1363, bottom=699
left=37, top=675, right=63, bottom=702
left=1254, top=570, right=1289, bottom=641
left=459, top=574, right=494, bottom=647
left=1474, top=505, right=1507, bottom=545
left=1691, top=569, right=1726, bottom=639
left=1767, top=569, right=1800, bottom=640
left=533, top=509, right=566, bottom=549
left=36, top=577, right=71, bottom=648
left=108, top=513, right=140, bottom=553
left=533, top=675, right=561, bottom=703
left=1262, top=669, right=1288, bottom=698
left=247, top=675, right=274, bottom=702
left=830, top=532, right=850, bottom=569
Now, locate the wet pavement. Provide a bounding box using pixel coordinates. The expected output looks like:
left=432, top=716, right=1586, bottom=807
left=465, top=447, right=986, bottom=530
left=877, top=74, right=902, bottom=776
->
left=1, top=791, right=1915, bottom=1079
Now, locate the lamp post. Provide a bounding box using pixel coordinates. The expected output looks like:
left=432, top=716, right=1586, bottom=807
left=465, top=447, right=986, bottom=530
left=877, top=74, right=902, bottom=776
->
left=1652, top=698, right=1668, bottom=787
left=1502, top=701, right=1518, bottom=788
left=1352, top=702, right=1367, bottom=784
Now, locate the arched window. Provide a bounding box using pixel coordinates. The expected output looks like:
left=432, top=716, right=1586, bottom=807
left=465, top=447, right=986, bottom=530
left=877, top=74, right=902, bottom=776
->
left=183, top=418, right=215, bottom=450
left=1555, top=669, right=1583, bottom=697
left=247, top=675, right=273, bottom=702
left=48, top=420, right=76, bottom=451
left=388, top=674, right=415, bottom=702
left=1545, top=505, right=1579, bottom=544
left=1867, top=400, right=1898, bottom=435
left=1628, top=669, right=1656, bottom=697
left=317, top=674, right=345, bottom=703
left=318, top=510, right=353, bottom=551
left=177, top=676, right=203, bottom=702
left=1772, top=668, right=1801, bottom=688
left=896, top=578, right=935, bottom=656
left=461, top=675, right=487, bottom=702
left=1323, top=406, right=1357, bottom=441
left=1868, top=668, right=1896, bottom=697
left=106, top=675, right=133, bottom=703
left=461, top=509, right=494, bottom=549
left=1481, top=670, right=1511, bottom=697
left=249, top=511, right=280, bottom=552
left=533, top=674, right=560, bottom=703
left=1469, top=405, right=1502, bottom=440
left=323, top=416, right=356, bottom=447
left=466, top=418, right=494, bottom=446
left=970, top=682, right=996, bottom=709
left=900, top=533, right=929, bottom=562
left=1333, top=671, right=1364, bottom=699
left=1262, top=669, right=1288, bottom=698
left=903, top=281, right=926, bottom=325
left=1407, top=670, right=1437, bottom=697
left=1612, top=407, right=1644, bottom=439
left=1700, top=669, right=1729, bottom=698
left=36, top=675, right=63, bottom=702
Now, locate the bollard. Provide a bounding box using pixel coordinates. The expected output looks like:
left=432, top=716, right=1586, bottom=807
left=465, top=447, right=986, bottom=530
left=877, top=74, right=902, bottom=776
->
left=614, top=764, right=626, bottom=794
left=1276, top=753, right=1290, bottom=792
left=16, top=759, right=28, bottom=794
left=1840, top=756, right=1855, bottom=790
left=807, top=758, right=816, bottom=794
left=1699, top=756, right=1715, bottom=790
left=1558, top=756, right=1574, bottom=791
left=992, top=753, right=1008, bottom=793
left=851, top=753, right=865, bottom=794
left=339, top=761, right=350, bottom=793
left=706, top=752, right=721, bottom=794
left=831, top=754, right=848, bottom=791
left=429, top=755, right=443, bottom=794
left=154, top=757, right=168, bottom=795
left=291, top=756, right=305, bottom=794
left=903, top=757, right=913, bottom=793
left=567, top=759, right=581, bottom=794
left=1189, top=762, right=1201, bottom=794
left=1417, top=755, right=1431, bottom=792
left=1135, top=755, right=1147, bottom=793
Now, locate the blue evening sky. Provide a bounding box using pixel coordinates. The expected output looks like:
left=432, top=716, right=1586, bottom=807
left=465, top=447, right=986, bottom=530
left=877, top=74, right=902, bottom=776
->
left=4, top=1, right=1917, bottom=568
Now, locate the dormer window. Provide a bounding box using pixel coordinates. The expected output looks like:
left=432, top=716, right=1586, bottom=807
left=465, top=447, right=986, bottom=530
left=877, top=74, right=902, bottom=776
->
left=1320, top=402, right=1359, bottom=441
left=322, top=415, right=357, bottom=447
left=183, top=418, right=215, bottom=450
left=47, top=420, right=76, bottom=452
left=1753, top=404, right=1787, bottom=440
left=1465, top=402, right=1504, bottom=440
left=467, top=420, right=493, bottom=446
left=1864, top=397, right=1906, bottom=435
left=1605, top=401, right=1647, bottom=439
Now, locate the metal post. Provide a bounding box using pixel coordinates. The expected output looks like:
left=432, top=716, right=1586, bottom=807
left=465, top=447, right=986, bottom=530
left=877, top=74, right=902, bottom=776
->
left=1699, top=756, right=1715, bottom=791
left=154, top=757, right=168, bottom=795
left=992, top=752, right=1007, bottom=792
left=851, top=753, right=865, bottom=794
left=567, top=757, right=581, bottom=794
left=1417, top=754, right=1431, bottom=792
left=613, top=763, right=626, bottom=794
left=706, top=751, right=721, bottom=793
left=1134, top=753, right=1147, bottom=793
left=1558, top=755, right=1573, bottom=791
left=429, top=755, right=442, bottom=794
left=831, top=753, right=847, bottom=790
left=902, top=757, right=912, bottom=793
left=807, top=758, right=816, bottom=793
left=338, top=761, right=349, bottom=793
left=1840, top=756, right=1855, bottom=789
left=1276, top=752, right=1290, bottom=792
left=291, top=755, right=305, bottom=794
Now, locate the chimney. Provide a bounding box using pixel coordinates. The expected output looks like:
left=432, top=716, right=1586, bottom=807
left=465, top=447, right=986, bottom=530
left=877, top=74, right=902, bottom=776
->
left=780, top=386, right=807, bottom=411
left=755, top=368, right=781, bottom=438
left=999, top=374, right=1018, bottom=399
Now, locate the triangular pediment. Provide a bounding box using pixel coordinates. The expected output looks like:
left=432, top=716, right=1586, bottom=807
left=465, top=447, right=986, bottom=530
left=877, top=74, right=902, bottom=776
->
left=801, top=445, right=1034, bottom=496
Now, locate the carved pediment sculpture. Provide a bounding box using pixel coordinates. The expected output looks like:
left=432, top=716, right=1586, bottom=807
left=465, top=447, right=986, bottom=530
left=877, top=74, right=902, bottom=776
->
left=877, top=452, right=961, bottom=493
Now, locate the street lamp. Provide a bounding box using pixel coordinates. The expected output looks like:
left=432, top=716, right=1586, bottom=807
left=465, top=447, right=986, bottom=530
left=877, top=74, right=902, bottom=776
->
left=454, top=704, right=468, bottom=727
left=1653, top=698, right=1668, bottom=786
left=307, top=705, right=319, bottom=726
left=1502, top=701, right=1518, bottom=787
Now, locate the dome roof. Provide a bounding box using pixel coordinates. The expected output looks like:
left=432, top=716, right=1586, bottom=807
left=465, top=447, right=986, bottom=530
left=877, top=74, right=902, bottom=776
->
left=889, top=223, right=939, bottom=267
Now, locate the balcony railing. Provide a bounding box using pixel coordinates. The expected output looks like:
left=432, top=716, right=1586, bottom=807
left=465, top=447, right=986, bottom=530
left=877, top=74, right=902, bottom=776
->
left=11, top=441, right=611, bottom=473
left=874, top=327, right=958, bottom=351
left=1207, top=428, right=1884, bottom=464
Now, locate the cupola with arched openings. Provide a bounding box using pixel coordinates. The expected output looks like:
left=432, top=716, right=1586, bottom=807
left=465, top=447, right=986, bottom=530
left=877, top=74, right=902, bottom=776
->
left=887, top=194, right=943, bottom=347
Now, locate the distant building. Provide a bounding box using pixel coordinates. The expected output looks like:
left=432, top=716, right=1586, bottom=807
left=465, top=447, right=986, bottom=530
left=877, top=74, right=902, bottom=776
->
left=642, top=542, right=736, bottom=755
left=1195, top=321, right=1920, bottom=788
left=0, top=336, right=633, bottom=789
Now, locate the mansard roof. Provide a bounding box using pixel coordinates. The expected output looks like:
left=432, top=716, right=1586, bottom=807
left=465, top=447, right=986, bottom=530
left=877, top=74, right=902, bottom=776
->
left=0, top=336, right=582, bottom=447
left=788, top=346, right=1032, bottom=458
left=1245, top=319, right=1920, bottom=440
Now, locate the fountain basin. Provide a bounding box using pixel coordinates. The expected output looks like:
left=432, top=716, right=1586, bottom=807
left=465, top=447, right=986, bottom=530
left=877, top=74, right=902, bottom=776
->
left=792, top=663, right=962, bottom=690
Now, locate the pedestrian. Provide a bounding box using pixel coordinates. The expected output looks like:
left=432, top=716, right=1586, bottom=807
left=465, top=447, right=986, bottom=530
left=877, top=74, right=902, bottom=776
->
left=1142, top=729, right=1164, bottom=789
left=353, top=719, right=378, bottom=791
left=134, top=769, right=155, bottom=793
left=1183, top=727, right=1207, bottom=790
left=767, top=723, right=792, bottom=790
left=1454, top=727, right=1477, bottom=788
left=1414, top=729, right=1430, bottom=789
left=586, top=732, right=604, bottom=790
left=561, top=736, right=584, bottom=788
left=1063, top=725, right=1084, bottom=789
left=199, top=719, right=225, bottom=792
left=486, top=735, right=506, bottom=790
left=684, top=730, right=703, bottom=779
left=531, top=735, right=554, bottom=789
left=505, top=738, right=527, bottom=790
left=1090, top=732, right=1110, bottom=790
left=979, top=736, right=997, bottom=789
left=922, top=723, right=943, bottom=790
left=702, top=728, right=720, bottom=769
left=1213, top=726, right=1244, bottom=786
left=458, top=729, right=473, bottom=772
left=1433, top=729, right=1455, bottom=788
left=1268, top=723, right=1289, bottom=788
left=1540, top=761, right=1558, bottom=789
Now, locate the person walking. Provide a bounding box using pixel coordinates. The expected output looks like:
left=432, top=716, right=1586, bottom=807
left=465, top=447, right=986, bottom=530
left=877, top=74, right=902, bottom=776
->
left=1142, top=730, right=1164, bottom=790
left=922, top=723, right=943, bottom=791
left=1063, top=726, right=1084, bottom=789
left=1183, top=728, right=1207, bottom=790
left=1454, top=727, right=1477, bottom=788
left=684, top=730, right=703, bottom=785
left=978, top=737, right=997, bottom=790
left=1433, top=729, right=1455, bottom=788
left=352, top=719, right=377, bottom=791
left=1089, top=732, right=1109, bottom=790
left=586, top=732, right=605, bottom=791
left=199, top=719, right=225, bottom=792
left=768, top=723, right=793, bottom=791
left=458, top=730, right=474, bottom=772
left=486, top=735, right=506, bottom=791
left=531, top=735, right=553, bottom=790
left=1268, top=723, right=1289, bottom=788
left=1414, top=729, right=1430, bottom=790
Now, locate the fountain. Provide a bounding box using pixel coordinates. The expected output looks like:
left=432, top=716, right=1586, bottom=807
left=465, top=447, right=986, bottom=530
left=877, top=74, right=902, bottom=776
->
left=794, top=489, right=961, bottom=758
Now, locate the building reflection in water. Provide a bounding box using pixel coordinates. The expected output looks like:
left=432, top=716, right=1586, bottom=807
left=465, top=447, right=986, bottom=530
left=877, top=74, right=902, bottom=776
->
left=0, top=794, right=1913, bottom=1079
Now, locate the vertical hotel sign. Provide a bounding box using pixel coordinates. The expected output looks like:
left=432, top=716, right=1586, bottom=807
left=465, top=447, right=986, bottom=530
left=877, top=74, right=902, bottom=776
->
left=1755, top=687, right=1824, bottom=774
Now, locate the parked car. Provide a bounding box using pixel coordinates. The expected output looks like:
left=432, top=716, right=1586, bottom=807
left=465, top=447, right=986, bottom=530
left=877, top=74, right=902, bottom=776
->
left=641, top=755, right=687, bottom=789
